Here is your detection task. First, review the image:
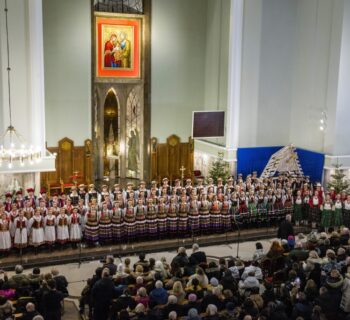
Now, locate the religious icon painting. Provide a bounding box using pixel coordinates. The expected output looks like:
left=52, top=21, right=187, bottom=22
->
left=95, top=13, right=142, bottom=79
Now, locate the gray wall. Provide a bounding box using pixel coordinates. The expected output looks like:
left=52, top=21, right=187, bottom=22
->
left=150, top=0, right=207, bottom=142
left=43, top=0, right=91, bottom=146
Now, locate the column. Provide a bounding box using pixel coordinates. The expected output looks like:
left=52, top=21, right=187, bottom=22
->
left=225, top=0, right=244, bottom=150
left=27, top=0, right=46, bottom=150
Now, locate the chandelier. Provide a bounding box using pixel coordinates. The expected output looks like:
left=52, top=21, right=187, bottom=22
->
left=0, top=0, right=44, bottom=169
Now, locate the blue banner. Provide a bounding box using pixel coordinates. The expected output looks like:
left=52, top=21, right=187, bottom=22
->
left=237, top=146, right=324, bottom=182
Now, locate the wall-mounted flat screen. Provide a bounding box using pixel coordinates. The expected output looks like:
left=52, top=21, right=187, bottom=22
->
left=192, top=111, right=225, bottom=138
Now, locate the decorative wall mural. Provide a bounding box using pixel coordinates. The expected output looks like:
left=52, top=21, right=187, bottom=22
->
left=126, top=88, right=142, bottom=178
left=103, top=89, right=120, bottom=178
left=95, top=14, right=141, bottom=78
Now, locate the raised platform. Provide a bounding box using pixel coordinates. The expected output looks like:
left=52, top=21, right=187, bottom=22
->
left=0, top=226, right=309, bottom=270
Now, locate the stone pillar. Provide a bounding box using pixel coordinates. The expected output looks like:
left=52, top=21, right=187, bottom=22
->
left=225, top=0, right=244, bottom=151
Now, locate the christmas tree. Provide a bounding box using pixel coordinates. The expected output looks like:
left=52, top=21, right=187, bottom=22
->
left=208, top=152, right=230, bottom=184
left=327, top=162, right=349, bottom=194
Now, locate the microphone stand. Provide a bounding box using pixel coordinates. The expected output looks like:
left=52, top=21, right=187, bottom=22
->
left=234, top=214, right=241, bottom=259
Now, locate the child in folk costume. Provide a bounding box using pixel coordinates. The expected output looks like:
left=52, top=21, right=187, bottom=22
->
left=38, top=199, right=48, bottom=216
left=0, top=213, right=11, bottom=253
left=25, top=188, right=37, bottom=208
left=59, top=192, right=68, bottom=208
left=124, top=199, right=137, bottom=242
left=3, top=193, right=12, bottom=213
left=44, top=208, right=56, bottom=246
left=333, top=194, right=343, bottom=228
left=221, top=195, right=232, bottom=231
left=302, top=190, right=311, bottom=226
left=256, top=190, right=267, bottom=224
left=309, top=190, right=322, bottom=229
left=13, top=211, right=28, bottom=249
left=321, top=194, right=333, bottom=232
left=56, top=208, right=69, bottom=245
left=238, top=191, right=248, bottom=214
left=68, top=208, right=82, bottom=246
left=98, top=202, right=112, bottom=244
left=100, top=185, right=110, bottom=203
left=199, top=193, right=211, bottom=235
left=8, top=203, right=19, bottom=237
left=284, top=189, right=294, bottom=215
left=293, top=190, right=303, bottom=226
left=167, top=197, right=178, bottom=237
left=146, top=198, right=158, bottom=239
left=23, top=200, right=34, bottom=221
left=78, top=184, right=86, bottom=202
left=77, top=199, right=87, bottom=234
left=29, top=209, right=45, bottom=252
left=84, top=208, right=100, bottom=245
left=102, top=194, right=113, bottom=210
left=188, top=195, right=200, bottom=236
left=135, top=198, right=147, bottom=240
left=87, top=184, right=100, bottom=204
left=64, top=198, right=74, bottom=215
left=51, top=201, right=60, bottom=216
left=111, top=201, right=124, bottom=243
left=178, top=196, right=189, bottom=236
left=343, top=194, right=350, bottom=227
left=210, top=196, right=222, bottom=233
left=273, top=190, right=285, bottom=222
left=14, top=191, right=24, bottom=209
left=157, top=197, right=168, bottom=239
left=229, top=192, right=239, bottom=215
left=247, top=190, right=258, bottom=225
left=69, top=186, right=80, bottom=206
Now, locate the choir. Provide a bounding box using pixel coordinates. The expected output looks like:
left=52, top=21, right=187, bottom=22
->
left=0, top=173, right=349, bottom=255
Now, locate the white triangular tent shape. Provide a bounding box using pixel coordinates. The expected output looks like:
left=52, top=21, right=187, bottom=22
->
left=260, top=145, right=304, bottom=178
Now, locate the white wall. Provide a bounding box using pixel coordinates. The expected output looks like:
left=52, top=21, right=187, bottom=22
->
left=151, top=0, right=207, bottom=142
left=289, top=0, right=343, bottom=154
left=238, top=0, right=297, bottom=147
left=0, top=0, right=30, bottom=139
left=43, top=0, right=91, bottom=146
left=333, top=0, right=350, bottom=155
left=238, top=0, right=262, bottom=148
left=256, top=0, right=297, bottom=146
left=202, top=0, right=230, bottom=147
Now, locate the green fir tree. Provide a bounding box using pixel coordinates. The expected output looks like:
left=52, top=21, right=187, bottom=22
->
left=327, top=162, right=349, bottom=194
left=208, top=152, right=230, bottom=184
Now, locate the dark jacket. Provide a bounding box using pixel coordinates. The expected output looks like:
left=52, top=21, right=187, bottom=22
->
left=171, top=253, right=189, bottom=268
left=21, top=310, right=41, bottom=320
left=149, top=287, right=168, bottom=306
left=53, top=275, right=69, bottom=296
left=277, top=220, right=294, bottom=240
left=92, top=277, right=116, bottom=309
left=190, top=251, right=207, bottom=265
left=42, top=289, right=64, bottom=320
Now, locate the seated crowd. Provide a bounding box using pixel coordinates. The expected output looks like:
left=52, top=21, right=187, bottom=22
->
left=78, top=229, right=350, bottom=320
left=0, top=265, right=68, bottom=320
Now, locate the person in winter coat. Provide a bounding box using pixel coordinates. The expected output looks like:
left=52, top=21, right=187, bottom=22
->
left=340, top=275, right=350, bottom=313
left=149, top=280, right=168, bottom=307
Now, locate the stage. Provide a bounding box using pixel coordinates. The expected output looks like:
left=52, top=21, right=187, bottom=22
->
left=0, top=226, right=310, bottom=270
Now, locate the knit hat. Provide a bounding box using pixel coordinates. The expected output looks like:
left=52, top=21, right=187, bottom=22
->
left=210, top=277, right=219, bottom=287
left=326, top=249, right=336, bottom=258
left=188, top=293, right=197, bottom=302
left=320, top=232, right=328, bottom=239
left=326, top=269, right=344, bottom=288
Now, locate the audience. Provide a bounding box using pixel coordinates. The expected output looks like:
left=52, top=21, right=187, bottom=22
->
left=1, top=225, right=350, bottom=320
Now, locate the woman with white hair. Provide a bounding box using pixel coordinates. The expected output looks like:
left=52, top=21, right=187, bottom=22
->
left=153, top=260, right=169, bottom=280
left=204, top=304, right=219, bottom=319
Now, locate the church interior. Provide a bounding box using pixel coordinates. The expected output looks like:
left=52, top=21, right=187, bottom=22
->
left=0, top=0, right=350, bottom=319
